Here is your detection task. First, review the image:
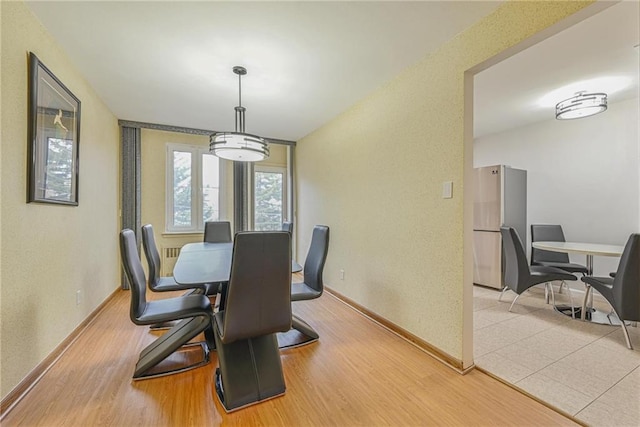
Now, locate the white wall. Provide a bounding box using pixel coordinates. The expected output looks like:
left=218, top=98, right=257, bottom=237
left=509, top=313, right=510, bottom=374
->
left=474, top=97, right=640, bottom=277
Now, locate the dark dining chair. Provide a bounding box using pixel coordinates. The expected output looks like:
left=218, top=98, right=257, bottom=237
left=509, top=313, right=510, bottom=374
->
left=213, top=231, right=292, bottom=412
left=120, top=229, right=215, bottom=379
left=288, top=225, right=330, bottom=345
left=500, top=227, right=578, bottom=315
left=141, top=224, right=210, bottom=295
left=581, top=233, right=640, bottom=349
left=204, top=221, right=232, bottom=243
left=203, top=221, right=233, bottom=303
left=531, top=224, right=588, bottom=275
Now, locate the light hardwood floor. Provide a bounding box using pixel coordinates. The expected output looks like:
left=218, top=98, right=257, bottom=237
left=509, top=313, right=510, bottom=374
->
left=3, top=285, right=577, bottom=426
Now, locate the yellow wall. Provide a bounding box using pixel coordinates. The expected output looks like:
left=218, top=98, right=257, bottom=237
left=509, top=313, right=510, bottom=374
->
left=261, top=143, right=287, bottom=168
left=296, top=1, right=595, bottom=364
left=1, top=1, right=120, bottom=398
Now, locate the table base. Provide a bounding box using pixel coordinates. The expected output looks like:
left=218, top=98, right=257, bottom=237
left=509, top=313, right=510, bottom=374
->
left=554, top=305, right=622, bottom=326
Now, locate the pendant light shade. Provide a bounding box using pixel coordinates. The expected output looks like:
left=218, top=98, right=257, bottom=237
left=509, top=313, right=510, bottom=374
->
left=555, top=92, right=607, bottom=120
left=210, top=66, right=269, bottom=162
left=210, top=132, right=269, bottom=162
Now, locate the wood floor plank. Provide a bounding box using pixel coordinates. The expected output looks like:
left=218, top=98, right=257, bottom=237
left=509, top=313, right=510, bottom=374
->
left=3, top=287, right=577, bottom=426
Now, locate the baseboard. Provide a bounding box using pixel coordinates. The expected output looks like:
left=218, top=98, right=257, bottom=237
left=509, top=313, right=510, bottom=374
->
left=0, top=287, right=122, bottom=420
left=325, top=287, right=467, bottom=373
left=474, top=366, right=587, bottom=426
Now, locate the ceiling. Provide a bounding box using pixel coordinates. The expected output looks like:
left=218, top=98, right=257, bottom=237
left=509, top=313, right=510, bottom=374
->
left=25, top=1, right=502, bottom=142
left=25, top=1, right=640, bottom=143
left=474, top=1, right=640, bottom=138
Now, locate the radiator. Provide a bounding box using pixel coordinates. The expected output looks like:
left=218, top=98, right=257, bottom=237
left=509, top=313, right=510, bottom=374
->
left=161, top=247, right=181, bottom=276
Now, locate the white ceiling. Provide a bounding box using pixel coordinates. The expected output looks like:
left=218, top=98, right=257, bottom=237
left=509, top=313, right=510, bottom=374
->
left=25, top=1, right=502, bottom=142
left=26, top=1, right=639, bottom=143
left=474, top=1, right=640, bottom=138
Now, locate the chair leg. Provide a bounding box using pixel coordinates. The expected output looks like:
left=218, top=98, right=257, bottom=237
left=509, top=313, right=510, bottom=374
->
left=562, top=281, right=575, bottom=319
left=620, top=322, right=634, bottom=350
left=133, top=316, right=211, bottom=380
left=607, top=307, right=634, bottom=350
left=581, top=285, right=592, bottom=321
left=544, top=285, right=549, bottom=304
left=498, top=286, right=510, bottom=302
left=508, top=294, right=521, bottom=312
left=545, top=282, right=556, bottom=307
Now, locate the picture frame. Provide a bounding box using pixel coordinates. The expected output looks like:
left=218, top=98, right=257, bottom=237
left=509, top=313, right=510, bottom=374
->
left=27, top=52, right=80, bottom=205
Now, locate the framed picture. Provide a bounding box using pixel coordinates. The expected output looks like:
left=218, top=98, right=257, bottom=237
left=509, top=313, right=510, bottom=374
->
left=28, top=52, right=80, bottom=205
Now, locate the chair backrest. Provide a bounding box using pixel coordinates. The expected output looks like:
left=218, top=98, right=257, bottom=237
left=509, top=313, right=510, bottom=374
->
left=119, top=229, right=147, bottom=323
left=501, top=226, right=532, bottom=294
left=282, top=222, right=293, bottom=234
left=303, top=225, right=330, bottom=294
left=531, top=224, right=570, bottom=264
left=221, top=231, right=292, bottom=343
left=612, top=233, right=640, bottom=321
left=141, top=224, right=161, bottom=289
left=204, top=221, right=232, bottom=243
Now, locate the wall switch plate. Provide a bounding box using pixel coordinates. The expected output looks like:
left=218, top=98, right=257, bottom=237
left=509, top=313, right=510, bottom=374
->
left=340, top=269, right=345, bottom=280
left=76, top=290, right=82, bottom=306
left=442, top=181, right=453, bottom=199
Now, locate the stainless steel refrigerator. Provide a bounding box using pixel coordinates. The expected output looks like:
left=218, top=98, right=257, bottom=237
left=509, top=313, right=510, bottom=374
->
left=473, top=165, right=527, bottom=289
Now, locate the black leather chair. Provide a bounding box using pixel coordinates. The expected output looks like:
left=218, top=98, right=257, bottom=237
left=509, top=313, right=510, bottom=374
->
left=531, top=224, right=588, bottom=275
left=203, top=221, right=233, bottom=303
left=282, top=221, right=293, bottom=234
left=213, top=231, right=292, bottom=412
left=288, top=225, right=330, bottom=346
left=581, top=233, right=640, bottom=349
left=120, top=229, right=215, bottom=379
left=500, top=227, right=578, bottom=315
left=204, top=221, right=232, bottom=243
left=141, top=224, right=210, bottom=295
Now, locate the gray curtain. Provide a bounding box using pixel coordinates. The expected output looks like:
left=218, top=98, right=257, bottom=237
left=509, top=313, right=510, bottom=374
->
left=120, top=126, right=141, bottom=289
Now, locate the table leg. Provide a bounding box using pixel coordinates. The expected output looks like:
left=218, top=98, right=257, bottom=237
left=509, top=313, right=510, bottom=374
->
left=586, top=254, right=593, bottom=275
left=583, top=254, right=594, bottom=320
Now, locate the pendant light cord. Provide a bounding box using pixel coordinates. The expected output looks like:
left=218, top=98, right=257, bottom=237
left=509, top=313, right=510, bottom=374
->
left=238, top=72, right=242, bottom=108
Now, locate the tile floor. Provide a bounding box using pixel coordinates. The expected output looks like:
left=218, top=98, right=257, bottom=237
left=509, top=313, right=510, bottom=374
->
left=473, top=284, right=640, bottom=427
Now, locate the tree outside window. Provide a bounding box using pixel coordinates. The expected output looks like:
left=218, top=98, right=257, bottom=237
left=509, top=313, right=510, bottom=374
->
left=254, top=169, right=284, bottom=231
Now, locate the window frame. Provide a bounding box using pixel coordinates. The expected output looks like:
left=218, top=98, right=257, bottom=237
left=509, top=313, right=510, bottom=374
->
left=165, top=143, right=226, bottom=233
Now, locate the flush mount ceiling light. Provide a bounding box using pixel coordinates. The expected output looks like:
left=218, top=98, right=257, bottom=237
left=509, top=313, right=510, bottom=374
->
left=555, top=92, right=608, bottom=120
left=210, top=66, right=269, bottom=162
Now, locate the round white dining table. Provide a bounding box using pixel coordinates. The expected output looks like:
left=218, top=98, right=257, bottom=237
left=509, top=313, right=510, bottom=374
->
left=531, top=241, right=624, bottom=324
left=531, top=241, right=623, bottom=275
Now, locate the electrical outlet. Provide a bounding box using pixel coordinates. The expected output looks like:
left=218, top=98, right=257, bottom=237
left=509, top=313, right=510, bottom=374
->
left=340, top=269, right=345, bottom=280
left=76, top=290, right=82, bottom=306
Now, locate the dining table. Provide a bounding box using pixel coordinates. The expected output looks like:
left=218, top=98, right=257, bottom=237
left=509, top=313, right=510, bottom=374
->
left=531, top=241, right=624, bottom=275
left=531, top=241, right=624, bottom=324
left=173, top=242, right=302, bottom=289
left=172, top=241, right=308, bottom=348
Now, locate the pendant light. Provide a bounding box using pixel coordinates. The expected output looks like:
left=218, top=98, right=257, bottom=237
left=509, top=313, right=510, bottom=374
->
left=210, top=66, right=269, bottom=161
left=555, top=92, right=607, bottom=120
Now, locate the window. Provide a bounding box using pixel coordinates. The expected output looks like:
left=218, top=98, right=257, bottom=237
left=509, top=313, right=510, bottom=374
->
left=166, top=144, right=225, bottom=233
left=253, top=166, right=286, bottom=231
